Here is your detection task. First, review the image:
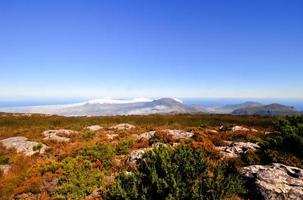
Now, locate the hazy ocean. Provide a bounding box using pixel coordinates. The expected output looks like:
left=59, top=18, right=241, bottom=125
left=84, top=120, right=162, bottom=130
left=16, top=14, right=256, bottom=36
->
left=0, top=98, right=302, bottom=111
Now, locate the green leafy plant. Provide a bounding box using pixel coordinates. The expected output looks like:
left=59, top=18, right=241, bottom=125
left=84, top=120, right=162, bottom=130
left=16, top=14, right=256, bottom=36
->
left=262, top=116, right=303, bottom=158
left=116, top=140, right=134, bottom=155
left=79, top=142, right=115, bottom=168
left=107, top=145, right=245, bottom=200
left=82, top=131, right=96, bottom=140
left=32, top=143, right=43, bottom=152
left=0, top=155, right=10, bottom=165
left=46, top=157, right=104, bottom=200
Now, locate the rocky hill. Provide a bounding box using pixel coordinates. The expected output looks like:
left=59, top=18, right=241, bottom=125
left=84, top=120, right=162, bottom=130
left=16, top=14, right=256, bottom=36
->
left=210, top=101, right=263, bottom=113
left=231, top=103, right=300, bottom=116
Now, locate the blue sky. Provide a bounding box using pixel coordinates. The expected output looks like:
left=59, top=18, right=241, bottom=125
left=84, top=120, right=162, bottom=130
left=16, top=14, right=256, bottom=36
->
left=0, top=0, right=302, bottom=99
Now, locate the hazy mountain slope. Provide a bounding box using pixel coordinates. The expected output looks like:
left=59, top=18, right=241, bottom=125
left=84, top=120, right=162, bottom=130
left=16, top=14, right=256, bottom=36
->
left=209, top=101, right=263, bottom=113
left=231, top=103, right=300, bottom=116
left=0, top=98, right=205, bottom=116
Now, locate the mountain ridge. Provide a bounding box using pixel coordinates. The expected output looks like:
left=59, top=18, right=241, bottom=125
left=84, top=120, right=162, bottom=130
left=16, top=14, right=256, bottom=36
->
left=232, top=103, right=300, bottom=116
left=0, top=98, right=205, bottom=116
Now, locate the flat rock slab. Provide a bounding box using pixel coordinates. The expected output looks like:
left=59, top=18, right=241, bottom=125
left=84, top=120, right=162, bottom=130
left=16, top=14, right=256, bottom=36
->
left=0, top=164, right=11, bottom=175
left=215, top=141, right=260, bottom=158
left=86, top=125, right=103, bottom=131
left=165, top=129, right=194, bottom=139
left=110, top=123, right=136, bottom=130
left=241, top=163, right=303, bottom=200
left=42, top=129, right=76, bottom=142
left=0, top=136, right=48, bottom=156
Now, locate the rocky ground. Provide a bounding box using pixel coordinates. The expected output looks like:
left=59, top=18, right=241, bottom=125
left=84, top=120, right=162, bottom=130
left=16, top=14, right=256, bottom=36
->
left=0, top=114, right=302, bottom=200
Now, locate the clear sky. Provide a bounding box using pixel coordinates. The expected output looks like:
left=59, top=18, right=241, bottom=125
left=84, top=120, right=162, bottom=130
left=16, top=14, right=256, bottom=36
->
left=0, top=0, right=302, bottom=99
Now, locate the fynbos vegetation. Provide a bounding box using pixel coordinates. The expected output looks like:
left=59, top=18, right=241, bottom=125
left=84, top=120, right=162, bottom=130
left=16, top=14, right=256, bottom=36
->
left=0, top=113, right=302, bottom=199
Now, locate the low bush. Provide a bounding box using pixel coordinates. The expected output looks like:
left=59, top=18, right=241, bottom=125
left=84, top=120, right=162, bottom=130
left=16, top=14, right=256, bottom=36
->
left=107, top=145, right=246, bottom=200
left=116, top=140, right=134, bottom=155
left=45, top=157, right=104, bottom=199
left=262, top=116, right=303, bottom=158
left=0, top=155, right=10, bottom=165
left=32, top=143, right=43, bottom=152
left=82, top=131, right=96, bottom=140
left=79, top=142, right=115, bottom=168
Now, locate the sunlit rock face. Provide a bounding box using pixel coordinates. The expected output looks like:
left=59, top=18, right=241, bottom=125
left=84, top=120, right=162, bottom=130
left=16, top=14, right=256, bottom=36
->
left=241, top=163, right=303, bottom=200
left=137, top=131, right=156, bottom=141
left=215, top=141, right=260, bottom=158
left=165, top=129, right=194, bottom=140
left=42, top=129, right=77, bottom=142
left=0, top=136, right=48, bottom=156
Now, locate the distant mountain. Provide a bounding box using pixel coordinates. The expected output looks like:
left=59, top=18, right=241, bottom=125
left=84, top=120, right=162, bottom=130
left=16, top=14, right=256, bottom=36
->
left=209, top=101, right=263, bottom=113
left=231, top=103, right=300, bottom=116
left=0, top=98, right=206, bottom=116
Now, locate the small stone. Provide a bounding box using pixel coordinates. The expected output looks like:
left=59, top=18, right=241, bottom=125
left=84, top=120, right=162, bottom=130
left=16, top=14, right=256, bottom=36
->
left=106, top=134, right=119, bottom=140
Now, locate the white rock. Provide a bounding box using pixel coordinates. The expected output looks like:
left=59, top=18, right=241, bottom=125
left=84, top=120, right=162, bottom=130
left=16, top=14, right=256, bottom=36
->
left=241, top=163, right=303, bottom=200
left=205, top=129, right=219, bottom=134
left=137, top=131, right=156, bottom=141
left=0, top=136, right=48, bottom=156
left=86, top=125, right=103, bottom=131
left=165, top=129, right=194, bottom=139
left=126, top=148, right=152, bottom=165
left=106, top=134, right=119, bottom=140
left=110, top=123, right=135, bottom=130
left=0, top=164, right=11, bottom=175
left=42, top=129, right=76, bottom=142
left=232, top=126, right=250, bottom=132
left=215, top=141, right=260, bottom=158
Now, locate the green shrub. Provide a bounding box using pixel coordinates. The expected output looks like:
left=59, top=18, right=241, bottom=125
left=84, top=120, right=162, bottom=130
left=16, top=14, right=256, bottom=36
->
left=262, top=116, right=303, bottom=158
left=116, top=140, right=134, bottom=155
left=261, top=149, right=303, bottom=168
left=79, top=143, right=115, bottom=168
left=107, top=145, right=245, bottom=200
left=32, top=143, right=43, bottom=152
left=82, top=131, right=96, bottom=140
left=46, top=157, right=104, bottom=200
left=0, top=155, right=10, bottom=165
